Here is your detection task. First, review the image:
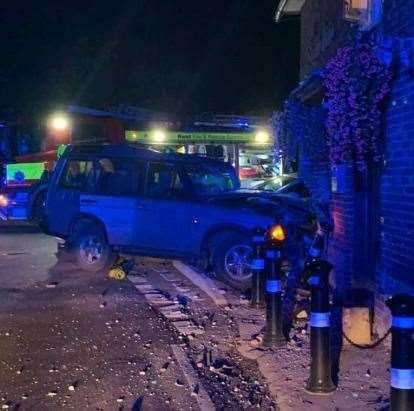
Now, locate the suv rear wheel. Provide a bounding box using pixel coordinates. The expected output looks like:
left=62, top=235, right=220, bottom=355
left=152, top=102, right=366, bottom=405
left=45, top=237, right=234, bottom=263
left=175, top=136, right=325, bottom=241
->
left=71, top=223, right=115, bottom=272
left=210, top=231, right=253, bottom=290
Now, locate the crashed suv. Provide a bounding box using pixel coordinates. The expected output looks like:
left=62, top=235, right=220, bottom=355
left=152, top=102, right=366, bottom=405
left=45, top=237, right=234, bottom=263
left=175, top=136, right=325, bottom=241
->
left=43, top=145, right=314, bottom=289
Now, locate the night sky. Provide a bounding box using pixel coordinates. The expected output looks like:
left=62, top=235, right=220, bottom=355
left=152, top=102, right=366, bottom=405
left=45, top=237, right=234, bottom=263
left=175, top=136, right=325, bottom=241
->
left=1, top=1, right=300, bottom=120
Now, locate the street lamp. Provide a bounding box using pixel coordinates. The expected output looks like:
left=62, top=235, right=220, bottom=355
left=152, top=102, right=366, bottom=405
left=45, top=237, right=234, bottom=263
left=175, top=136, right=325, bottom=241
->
left=255, top=130, right=270, bottom=145
left=152, top=129, right=166, bottom=143
left=49, top=114, right=69, bottom=131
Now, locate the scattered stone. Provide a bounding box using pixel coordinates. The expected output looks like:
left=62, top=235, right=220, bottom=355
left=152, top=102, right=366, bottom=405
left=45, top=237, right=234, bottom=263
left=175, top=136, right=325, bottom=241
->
left=160, top=362, right=169, bottom=373
left=99, top=302, right=107, bottom=308
left=296, top=310, right=308, bottom=320
left=175, top=379, right=184, bottom=387
left=46, top=282, right=58, bottom=289
left=68, top=385, right=75, bottom=391
left=249, top=338, right=260, bottom=348
left=191, top=384, right=200, bottom=397
left=116, top=397, right=124, bottom=403
left=365, top=369, right=371, bottom=377
left=47, top=391, right=57, bottom=397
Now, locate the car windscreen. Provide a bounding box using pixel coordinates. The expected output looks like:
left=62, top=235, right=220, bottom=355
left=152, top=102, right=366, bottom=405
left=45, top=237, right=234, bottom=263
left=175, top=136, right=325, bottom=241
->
left=184, top=164, right=238, bottom=195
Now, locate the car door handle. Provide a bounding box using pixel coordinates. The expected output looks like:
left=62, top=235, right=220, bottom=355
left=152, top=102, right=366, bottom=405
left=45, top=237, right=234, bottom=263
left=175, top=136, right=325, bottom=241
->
left=81, top=199, right=98, bottom=205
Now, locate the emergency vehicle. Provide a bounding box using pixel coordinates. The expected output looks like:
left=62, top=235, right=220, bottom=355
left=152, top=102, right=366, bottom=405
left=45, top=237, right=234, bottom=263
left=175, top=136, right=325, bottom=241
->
left=0, top=105, right=166, bottom=220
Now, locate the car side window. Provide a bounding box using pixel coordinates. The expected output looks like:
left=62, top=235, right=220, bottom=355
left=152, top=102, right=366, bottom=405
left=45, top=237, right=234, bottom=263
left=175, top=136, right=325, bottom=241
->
left=96, top=158, right=145, bottom=197
left=146, top=162, right=184, bottom=199
left=59, top=160, right=95, bottom=192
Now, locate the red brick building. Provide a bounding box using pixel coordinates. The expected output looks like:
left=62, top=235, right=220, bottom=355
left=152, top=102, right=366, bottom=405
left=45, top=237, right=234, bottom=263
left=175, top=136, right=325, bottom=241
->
left=277, top=0, right=414, bottom=335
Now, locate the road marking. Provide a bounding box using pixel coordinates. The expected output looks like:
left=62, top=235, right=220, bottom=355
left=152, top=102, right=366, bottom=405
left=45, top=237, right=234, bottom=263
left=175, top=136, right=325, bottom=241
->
left=171, top=345, right=215, bottom=411
left=160, top=273, right=182, bottom=282
left=173, top=261, right=228, bottom=306
left=134, top=284, right=154, bottom=292
left=128, top=276, right=148, bottom=284
left=127, top=265, right=206, bottom=337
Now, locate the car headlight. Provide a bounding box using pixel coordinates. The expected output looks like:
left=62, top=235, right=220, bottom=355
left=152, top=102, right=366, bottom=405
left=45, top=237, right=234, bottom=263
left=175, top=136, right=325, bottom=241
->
left=0, top=194, right=8, bottom=207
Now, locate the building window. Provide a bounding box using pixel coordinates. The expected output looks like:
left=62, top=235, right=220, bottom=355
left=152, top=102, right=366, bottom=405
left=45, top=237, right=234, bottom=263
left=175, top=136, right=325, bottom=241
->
left=344, top=0, right=382, bottom=29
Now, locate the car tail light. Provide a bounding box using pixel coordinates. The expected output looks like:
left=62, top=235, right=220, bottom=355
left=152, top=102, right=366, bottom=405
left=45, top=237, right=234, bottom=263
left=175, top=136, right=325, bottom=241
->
left=0, top=194, right=8, bottom=207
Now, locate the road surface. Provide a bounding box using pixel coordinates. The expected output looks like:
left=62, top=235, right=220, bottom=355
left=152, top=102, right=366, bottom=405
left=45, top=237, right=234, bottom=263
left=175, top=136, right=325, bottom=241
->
left=0, top=223, right=274, bottom=411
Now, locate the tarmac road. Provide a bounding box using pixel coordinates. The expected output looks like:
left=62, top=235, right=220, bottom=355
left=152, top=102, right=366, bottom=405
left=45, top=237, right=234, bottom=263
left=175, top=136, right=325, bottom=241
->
left=0, top=223, right=200, bottom=410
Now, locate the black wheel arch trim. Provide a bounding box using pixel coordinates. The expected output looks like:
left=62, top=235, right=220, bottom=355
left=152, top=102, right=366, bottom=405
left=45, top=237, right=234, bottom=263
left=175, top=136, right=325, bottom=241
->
left=201, top=223, right=252, bottom=255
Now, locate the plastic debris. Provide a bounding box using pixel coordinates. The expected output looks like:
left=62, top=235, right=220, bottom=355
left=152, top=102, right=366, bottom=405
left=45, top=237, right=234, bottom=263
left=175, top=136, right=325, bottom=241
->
left=108, top=267, right=126, bottom=281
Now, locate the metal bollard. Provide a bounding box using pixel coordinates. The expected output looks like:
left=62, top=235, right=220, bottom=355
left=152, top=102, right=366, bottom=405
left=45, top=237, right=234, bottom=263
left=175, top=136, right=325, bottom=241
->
left=263, top=233, right=286, bottom=347
left=386, top=294, right=414, bottom=411
left=306, top=259, right=336, bottom=394
left=250, top=227, right=266, bottom=309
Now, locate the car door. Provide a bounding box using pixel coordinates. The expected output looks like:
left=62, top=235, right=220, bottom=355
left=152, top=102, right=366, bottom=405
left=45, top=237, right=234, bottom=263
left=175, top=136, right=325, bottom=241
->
left=79, top=157, right=146, bottom=246
left=47, top=157, right=95, bottom=236
left=132, top=161, right=193, bottom=255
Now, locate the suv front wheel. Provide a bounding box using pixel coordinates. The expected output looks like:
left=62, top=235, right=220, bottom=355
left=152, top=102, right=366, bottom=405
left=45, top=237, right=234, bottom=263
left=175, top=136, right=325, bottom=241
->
left=210, top=232, right=253, bottom=290
left=71, top=224, right=115, bottom=272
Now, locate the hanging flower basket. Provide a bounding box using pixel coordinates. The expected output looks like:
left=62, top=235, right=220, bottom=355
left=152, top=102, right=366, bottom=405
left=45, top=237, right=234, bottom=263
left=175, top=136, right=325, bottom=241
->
left=323, top=42, right=392, bottom=170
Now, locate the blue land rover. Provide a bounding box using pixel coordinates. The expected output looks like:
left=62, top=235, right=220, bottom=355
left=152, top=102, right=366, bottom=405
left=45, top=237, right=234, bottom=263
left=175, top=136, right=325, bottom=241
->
left=43, top=145, right=311, bottom=289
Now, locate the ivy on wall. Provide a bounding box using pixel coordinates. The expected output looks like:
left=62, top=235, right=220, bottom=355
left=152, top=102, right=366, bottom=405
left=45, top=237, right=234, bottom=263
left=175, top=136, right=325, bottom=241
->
left=272, top=99, right=328, bottom=165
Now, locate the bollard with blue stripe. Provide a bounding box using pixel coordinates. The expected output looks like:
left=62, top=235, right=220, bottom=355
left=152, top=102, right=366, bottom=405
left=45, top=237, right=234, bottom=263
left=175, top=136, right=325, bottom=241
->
left=386, top=294, right=414, bottom=411
left=306, top=259, right=336, bottom=394
left=250, top=227, right=266, bottom=309
left=263, top=226, right=286, bottom=347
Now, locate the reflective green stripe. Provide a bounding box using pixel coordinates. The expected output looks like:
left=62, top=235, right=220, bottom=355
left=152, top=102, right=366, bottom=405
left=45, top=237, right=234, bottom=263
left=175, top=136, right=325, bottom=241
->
left=57, top=144, right=67, bottom=158
left=125, top=130, right=260, bottom=144
left=6, top=163, right=45, bottom=182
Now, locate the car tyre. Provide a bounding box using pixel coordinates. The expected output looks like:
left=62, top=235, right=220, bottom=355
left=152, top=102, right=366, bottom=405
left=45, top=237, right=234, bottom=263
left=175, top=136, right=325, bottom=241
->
left=210, top=231, right=253, bottom=291
left=71, top=223, right=115, bottom=272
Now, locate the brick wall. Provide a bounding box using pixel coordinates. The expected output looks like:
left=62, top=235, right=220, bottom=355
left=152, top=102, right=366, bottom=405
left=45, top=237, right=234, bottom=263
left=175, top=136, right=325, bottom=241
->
left=376, top=0, right=414, bottom=298
left=299, top=1, right=360, bottom=294
left=293, top=0, right=414, bottom=338
left=328, top=165, right=357, bottom=293
left=300, top=0, right=355, bottom=78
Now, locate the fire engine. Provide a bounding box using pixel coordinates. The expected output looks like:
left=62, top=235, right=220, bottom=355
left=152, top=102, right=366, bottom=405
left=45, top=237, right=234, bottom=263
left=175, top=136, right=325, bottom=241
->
left=0, top=105, right=170, bottom=221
